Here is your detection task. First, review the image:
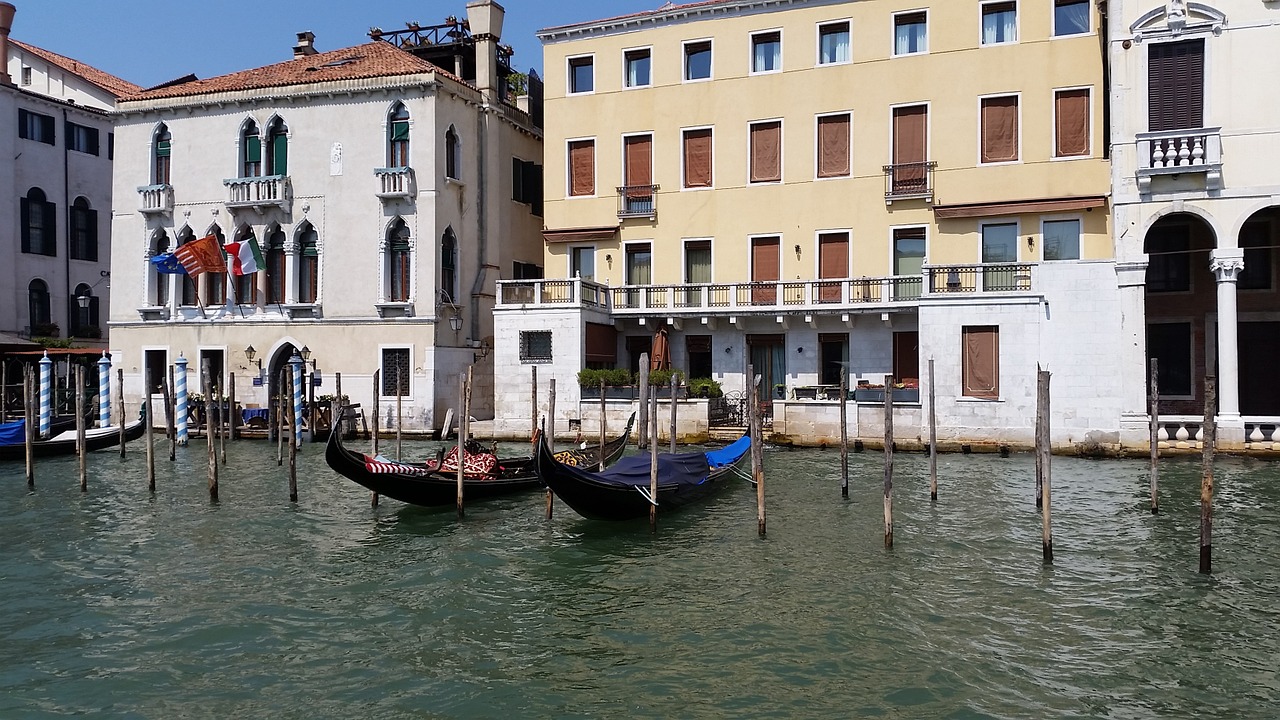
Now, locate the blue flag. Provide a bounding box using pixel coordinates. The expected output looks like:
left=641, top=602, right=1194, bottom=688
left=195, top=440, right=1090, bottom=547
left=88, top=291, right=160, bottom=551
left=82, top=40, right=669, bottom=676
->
left=150, top=252, right=187, bottom=274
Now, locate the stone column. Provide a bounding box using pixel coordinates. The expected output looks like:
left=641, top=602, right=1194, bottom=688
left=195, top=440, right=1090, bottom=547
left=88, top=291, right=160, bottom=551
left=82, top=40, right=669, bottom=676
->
left=1210, top=249, right=1244, bottom=438
left=1116, top=261, right=1151, bottom=447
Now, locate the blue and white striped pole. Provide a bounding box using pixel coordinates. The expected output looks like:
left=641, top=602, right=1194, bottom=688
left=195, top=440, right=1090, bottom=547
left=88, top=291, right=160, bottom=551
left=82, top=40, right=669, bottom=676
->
left=38, top=351, right=52, bottom=439
left=290, top=351, right=305, bottom=445
left=175, top=354, right=189, bottom=446
left=97, top=352, right=111, bottom=428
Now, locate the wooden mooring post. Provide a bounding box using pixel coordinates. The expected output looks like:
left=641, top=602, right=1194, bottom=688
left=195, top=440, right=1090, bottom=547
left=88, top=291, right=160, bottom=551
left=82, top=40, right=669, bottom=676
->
left=1035, top=364, right=1045, bottom=512
left=649, top=390, right=659, bottom=532
left=288, top=366, right=298, bottom=503
left=25, top=368, right=35, bottom=489
left=217, top=377, right=226, bottom=465
left=76, top=366, right=87, bottom=492
left=117, top=368, right=126, bottom=458
left=598, top=378, right=606, bottom=471
left=145, top=368, right=155, bottom=493
left=530, top=367, right=538, bottom=448
left=1200, top=376, right=1216, bottom=575
left=1149, top=358, right=1160, bottom=515
left=1038, top=369, right=1053, bottom=564
left=228, top=372, right=238, bottom=441
left=928, top=358, right=938, bottom=503
left=669, top=375, right=677, bottom=453
left=395, top=368, right=403, bottom=460
left=335, top=372, right=343, bottom=440
left=546, top=378, right=557, bottom=520
left=750, top=370, right=765, bottom=536
left=637, top=354, right=649, bottom=450
left=839, top=368, right=849, bottom=498
left=277, top=369, right=286, bottom=467
left=203, top=359, right=218, bottom=502
left=457, top=369, right=470, bottom=519
left=883, top=382, right=894, bottom=549
left=371, top=370, right=380, bottom=508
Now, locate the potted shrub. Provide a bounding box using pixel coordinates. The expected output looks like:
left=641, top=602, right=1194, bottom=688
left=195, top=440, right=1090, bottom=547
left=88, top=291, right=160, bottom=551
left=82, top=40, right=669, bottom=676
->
left=774, top=383, right=787, bottom=399
left=687, top=377, right=723, bottom=399
left=648, top=369, right=687, bottom=398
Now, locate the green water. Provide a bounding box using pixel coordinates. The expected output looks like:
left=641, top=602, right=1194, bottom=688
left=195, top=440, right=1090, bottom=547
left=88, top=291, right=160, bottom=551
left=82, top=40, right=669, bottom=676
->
left=0, top=439, right=1277, bottom=718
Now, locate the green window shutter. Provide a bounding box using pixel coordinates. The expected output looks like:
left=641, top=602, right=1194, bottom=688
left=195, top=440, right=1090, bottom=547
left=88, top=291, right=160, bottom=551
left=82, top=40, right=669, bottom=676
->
left=391, top=121, right=409, bottom=142
left=245, top=136, right=261, bottom=163
left=271, top=133, right=288, bottom=175
left=156, top=139, right=171, bottom=157
left=19, top=197, right=30, bottom=253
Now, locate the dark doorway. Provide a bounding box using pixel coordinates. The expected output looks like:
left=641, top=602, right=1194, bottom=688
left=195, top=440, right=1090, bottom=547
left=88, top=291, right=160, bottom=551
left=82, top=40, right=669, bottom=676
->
left=1239, top=322, right=1280, bottom=415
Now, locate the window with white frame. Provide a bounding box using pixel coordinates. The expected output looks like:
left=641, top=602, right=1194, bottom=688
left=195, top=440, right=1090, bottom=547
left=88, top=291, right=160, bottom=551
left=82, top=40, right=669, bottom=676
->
left=520, top=331, right=553, bottom=363
left=624, top=48, right=651, bottom=88
left=1042, top=219, right=1081, bottom=261
left=567, top=139, right=595, bottom=196
left=962, top=326, right=1000, bottom=399
left=893, top=11, right=927, bottom=56
left=981, top=2, right=1017, bottom=45
left=571, top=246, right=595, bottom=281
left=816, top=113, right=851, bottom=178
left=748, top=120, right=782, bottom=184
left=684, top=40, right=712, bottom=81
left=818, top=21, right=850, bottom=64
left=381, top=348, right=411, bottom=396
left=980, top=95, right=1019, bottom=163
left=568, top=55, right=594, bottom=94
left=1053, top=0, right=1090, bottom=36
left=1054, top=88, right=1090, bottom=157
left=682, top=128, right=713, bottom=188
left=750, top=31, right=781, bottom=73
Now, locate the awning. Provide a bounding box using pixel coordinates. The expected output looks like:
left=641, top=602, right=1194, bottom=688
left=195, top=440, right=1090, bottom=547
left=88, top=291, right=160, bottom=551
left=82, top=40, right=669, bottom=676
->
left=933, top=195, right=1108, bottom=219
left=0, top=332, right=39, bottom=353
left=543, top=226, right=619, bottom=244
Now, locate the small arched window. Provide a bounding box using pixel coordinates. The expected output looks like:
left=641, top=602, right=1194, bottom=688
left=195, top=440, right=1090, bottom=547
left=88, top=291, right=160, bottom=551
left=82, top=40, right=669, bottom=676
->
left=445, top=125, right=459, bottom=179
left=27, top=279, right=51, bottom=331
left=72, top=282, right=99, bottom=338
left=241, top=120, right=261, bottom=177
left=232, top=227, right=258, bottom=305
left=389, top=103, right=410, bottom=168
left=266, top=118, right=288, bottom=176
left=70, top=197, right=98, bottom=261
left=154, top=123, right=172, bottom=184
left=387, top=219, right=411, bottom=302
left=151, top=229, right=171, bottom=307
left=266, top=227, right=287, bottom=304
left=176, top=227, right=197, bottom=306
left=441, top=228, right=457, bottom=304
left=298, top=223, right=319, bottom=304
left=20, top=187, right=55, bottom=256
left=204, top=225, right=227, bottom=305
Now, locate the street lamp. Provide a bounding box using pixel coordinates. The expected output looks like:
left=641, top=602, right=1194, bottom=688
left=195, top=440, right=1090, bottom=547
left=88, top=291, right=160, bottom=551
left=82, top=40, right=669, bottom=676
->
left=449, top=313, right=463, bottom=332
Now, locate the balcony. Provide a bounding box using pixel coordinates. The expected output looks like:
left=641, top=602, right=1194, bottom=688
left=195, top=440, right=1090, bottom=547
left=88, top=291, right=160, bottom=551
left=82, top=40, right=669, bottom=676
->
left=882, top=161, right=936, bottom=204
left=496, top=264, right=1036, bottom=316
left=223, top=175, right=291, bottom=213
left=137, top=184, right=174, bottom=215
left=617, top=185, right=659, bottom=219
left=1135, top=127, right=1222, bottom=194
left=374, top=167, right=416, bottom=200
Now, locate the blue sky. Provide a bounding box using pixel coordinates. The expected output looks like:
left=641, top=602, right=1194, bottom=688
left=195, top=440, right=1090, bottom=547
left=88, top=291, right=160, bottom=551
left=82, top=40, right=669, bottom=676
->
left=12, top=0, right=660, bottom=89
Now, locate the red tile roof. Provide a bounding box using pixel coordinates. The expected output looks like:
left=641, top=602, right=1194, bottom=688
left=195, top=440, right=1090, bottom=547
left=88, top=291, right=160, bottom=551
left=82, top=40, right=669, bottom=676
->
left=127, top=40, right=456, bottom=102
left=11, top=39, right=143, bottom=99
left=540, top=0, right=737, bottom=34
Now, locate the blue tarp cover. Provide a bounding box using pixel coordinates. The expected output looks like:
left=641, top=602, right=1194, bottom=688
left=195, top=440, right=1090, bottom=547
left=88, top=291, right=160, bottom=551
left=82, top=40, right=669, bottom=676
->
left=706, top=435, right=751, bottom=468
left=594, top=451, right=710, bottom=489
left=0, top=419, right=26, bottom=446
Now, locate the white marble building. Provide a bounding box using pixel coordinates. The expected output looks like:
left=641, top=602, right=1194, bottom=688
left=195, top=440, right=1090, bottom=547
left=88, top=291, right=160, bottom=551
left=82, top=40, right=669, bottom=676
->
left=107, top=1, right=543, bottom=431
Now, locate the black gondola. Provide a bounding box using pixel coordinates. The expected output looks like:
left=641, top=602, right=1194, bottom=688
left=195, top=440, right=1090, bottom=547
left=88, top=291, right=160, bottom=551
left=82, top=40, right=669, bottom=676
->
left=0, top=417, right=148, bottom=461
left=535, top=434, right=752, bottom=521
left=325, top=412, right=635, bottom=508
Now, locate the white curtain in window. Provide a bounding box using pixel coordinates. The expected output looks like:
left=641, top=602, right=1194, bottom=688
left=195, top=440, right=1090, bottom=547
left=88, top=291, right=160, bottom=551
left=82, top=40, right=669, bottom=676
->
left=895, top=25, right=912, bottom=54
left=820, top=30, right=849, bottom=63
left=982, top=10, right=1016, bottom=43
left=1058, top=3, right=1089, bottom=34
left=627, top=58, right=641, bottom=87
left=754, top=40, right=778, bottom=71
left=627, top=248, right=651, bottom=285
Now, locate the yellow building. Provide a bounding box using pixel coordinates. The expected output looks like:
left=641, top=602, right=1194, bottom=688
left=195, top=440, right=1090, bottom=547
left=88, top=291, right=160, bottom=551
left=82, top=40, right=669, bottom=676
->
left=494, top=0, right=1120, bottom=449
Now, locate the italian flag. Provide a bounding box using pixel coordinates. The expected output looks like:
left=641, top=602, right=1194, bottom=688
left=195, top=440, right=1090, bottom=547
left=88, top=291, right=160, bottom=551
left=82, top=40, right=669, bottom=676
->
left=223, top=237, right=265, bottom=276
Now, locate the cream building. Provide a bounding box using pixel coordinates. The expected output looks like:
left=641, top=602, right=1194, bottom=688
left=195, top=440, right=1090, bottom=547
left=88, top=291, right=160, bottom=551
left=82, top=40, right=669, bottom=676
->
left=107, top=1, right=543, bottom=430
left=0, top=2, right=137, bottom=351
left=493, top=0, right=1121, bottom=449
left=1110, top=0, right=1280, bottom=451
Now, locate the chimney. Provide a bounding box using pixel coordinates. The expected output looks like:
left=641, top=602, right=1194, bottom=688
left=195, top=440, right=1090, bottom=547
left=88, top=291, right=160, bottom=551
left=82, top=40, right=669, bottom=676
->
left=465, top=0, right=505, bottom=102
left=293, top=30, right=317, bottom=57
left=0, top=2, right=15, bottom=86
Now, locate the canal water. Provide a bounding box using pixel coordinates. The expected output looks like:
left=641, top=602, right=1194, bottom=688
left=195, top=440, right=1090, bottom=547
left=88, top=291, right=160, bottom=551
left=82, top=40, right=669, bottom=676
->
left=0, top=439, right=1277, bottom=718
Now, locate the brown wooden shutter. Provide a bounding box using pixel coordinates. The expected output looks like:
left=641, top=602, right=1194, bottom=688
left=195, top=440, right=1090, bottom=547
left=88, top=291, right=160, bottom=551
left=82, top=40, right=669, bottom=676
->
left=585, top=322, right=618, bottom=363
left=1148, top=39, right=1204, bottom=131
left=1055, top=89, right=1090, bottom=157
left=749, top=121, right=781, bottom=183
left=892, top=105, right=926, bottom=165
left=817, top=114, right=850, bottom=178
left=893, top=331, right=920, bottom=384
left=962, top=326, right=1000, bottom=398
left=568, top=140, right=595, bottom=196
left=624, top=135, right=652, bottom=188
left=980, top=96, right=1019, bottom=163
left=751, top=236, right=780, bottom=304
left=818, top=232, right=848, bottom=279
left=683, top=128, right=713, bottom=188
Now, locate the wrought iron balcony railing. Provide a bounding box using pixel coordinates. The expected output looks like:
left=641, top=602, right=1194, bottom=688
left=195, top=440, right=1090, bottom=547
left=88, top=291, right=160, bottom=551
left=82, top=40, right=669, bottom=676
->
left=617, top=184, right=659, bottom=219
left=882, top=161, right=936, bottom=204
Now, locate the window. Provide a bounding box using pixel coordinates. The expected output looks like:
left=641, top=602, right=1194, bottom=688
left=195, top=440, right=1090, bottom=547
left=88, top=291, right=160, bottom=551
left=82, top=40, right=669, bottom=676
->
left=1054, top=0, right=1090, bottom=36
left=1239, top=221, right=1272, bottom=291
left=69, top=197, right=98, bottom=261
left=241, top=121, right=261, bottom=177
left=298, top=224, right=319, bottom=303
left=1147, top=323, right=1192, bottom=396
left=441, top=228, right=458, bottom=304
left=267, top=228, right=287, bottom=304
left=154, top=124, right=172, bottom=184
left=199, top=350, right=225, bottom=394
left=1042, top=219, right=1081, bottom=261
left=750, top=31, right=781, bottom=73
left=568, top=55, right=594, bottom=93
left=144, top=350, right=167, bottom=395
left=818, top=231, right=849, bottom=302
left=751, top=236, right=780, bottom=304
left=204, top=226, right=226, bottom=305
left=108, top=133, right=113, bottom=160
left=687, top=335, right=712, bottom=379
left=626, top=243, right=652, bottom=286
left=820, top=333, right=849, bottom=386
left=27, top=280, right=51, bottom=330
left=67, top=122, right=100, bottom=155
left=893, top=331, right=920, bottom=385
left=151, top=230, right=171, bottom=306
left=818, top=21, right=851, bottom=64
left=571, top=246, right=595, bottom=281
left=513, top=261, right=543, bottom=279
left=387, top=219, right=411, bottom=302
left=388, top=103, right=410, bottom=168
left=891, top=105, right=928, bottom=193
left=622, top=134, right=654, bottom=215
left=1148, top=39, right=1204, bottom=132
left=893, top=227, right=925, bottom=299
left=982, top=222, right=1019, bottom=290
left=381, top=348, right=411, bottom=396
left=980, top=95, right=1019, bottom=163
left=683, top=239, right=711, bottom=306
left=445, top=125, right=460, bottom=179
left=18, top=109, right=54, bottom=144
left=71, top=283, right=99, bottom=338
left=817, top=113, right=851, bottom=178
left=1054, top=88, right=1090, bottom=157
left=520, top=331, right=553, bottom=363
left=512, top=158, right=542, bottom=215
left=962, top=326, right=1000, bottom=399
left=981, top=2, right=1017, bottom=45
left=748, top=121, right=782, bottom=184
left=1146, top=224, right=1190, bottom=293
left=682, top=128, right=713, bottom=189
left=20, top=187, right=55, bottom=256
left=893, top=12, right=927, bottom=56
left=567, top=139, right=595, bottom=196
left=684, top=40, right=712, bottom=81
left=625, top=48, right=651, bottom=87
left=266, top=118, right=288, bottom=175
left=20, top=66, right=31, bottom=85
left=176, top=227, right=198, bottom=306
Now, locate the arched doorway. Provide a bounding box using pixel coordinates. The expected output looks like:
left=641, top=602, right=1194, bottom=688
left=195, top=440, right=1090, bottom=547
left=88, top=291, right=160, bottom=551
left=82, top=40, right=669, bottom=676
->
left=1236, top=206, right=1280, bottom=416
left=265, top=343, right=304, bottom=439
left=1143, top=212, right=1216, bottom=415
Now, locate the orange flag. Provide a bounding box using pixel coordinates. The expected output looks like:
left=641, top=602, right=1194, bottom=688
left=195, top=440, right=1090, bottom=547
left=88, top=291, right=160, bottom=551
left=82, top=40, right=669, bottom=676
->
left=174, top=234, right=228, bottom=276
